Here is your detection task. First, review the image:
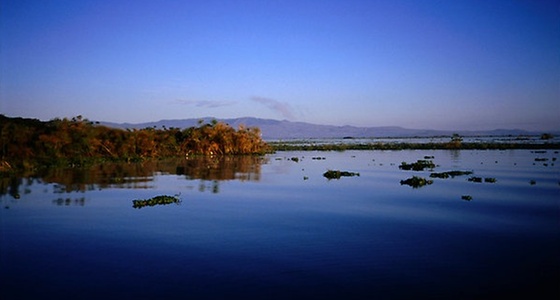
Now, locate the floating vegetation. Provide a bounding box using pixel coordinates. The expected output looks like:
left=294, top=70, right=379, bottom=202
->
left=400, top=176, right=433, bottom=188
left=530, top=180, right=536, bottom=185
left=424, top=156, right=435, bottom=159
left=132, top=194, right=181, bottom=209
left=323, top=170, right=360, bottom=180
left=465, top=176, right=496, bottom=183
left=430, top=170, right=473, bottom=178
left=535, top=158, right=548, bottom=161
left=290, top=157, right=299, bottom=162
left=448, top=170, right=474, bottom=177
left=429, top=172, right=450, bottom=179
left=468, top=177, right=483, bottom=183
left=461, top=195, right=473, bottom=201
left=399, top=160, right=436, bottom=171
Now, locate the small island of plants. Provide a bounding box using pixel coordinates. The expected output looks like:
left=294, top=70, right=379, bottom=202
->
left=132, top=195, right=181, bottom=209
left=323, top=170, right=360, bottom=180
left=400, top=176, right=433, bottom=188
left=0, top=115, right=271, bottom=172
left=399, top=160, right=436, bottom=171
left=429, top=171, right=473, bottom=178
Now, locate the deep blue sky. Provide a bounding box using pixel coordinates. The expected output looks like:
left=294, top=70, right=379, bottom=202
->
left=1, top=0, right=559, bottom=130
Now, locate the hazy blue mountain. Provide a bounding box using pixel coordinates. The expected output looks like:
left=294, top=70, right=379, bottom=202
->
left=100, top=117, right=546, bottom=139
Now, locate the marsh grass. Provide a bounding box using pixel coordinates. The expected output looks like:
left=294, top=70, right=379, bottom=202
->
left=323, top=170, right=360, bottom=180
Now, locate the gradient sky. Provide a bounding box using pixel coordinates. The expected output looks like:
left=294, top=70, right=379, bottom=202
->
left=1, top=0, right=559, bottom=131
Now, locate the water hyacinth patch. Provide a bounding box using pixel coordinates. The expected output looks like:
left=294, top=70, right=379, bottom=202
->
left=132, top=195, right=181, bottom=209
left=430, top=170, right=473, bottom=179
left=323, top=170, right=360, bottom=180
left=399, top=160, right=436, bottom=171
left=468, top=177, right=483, bottom=183
left=400, top=176, right=433, bottom=188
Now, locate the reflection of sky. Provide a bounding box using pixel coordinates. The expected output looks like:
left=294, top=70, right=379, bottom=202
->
left=2, top=0, right=559, bottom=131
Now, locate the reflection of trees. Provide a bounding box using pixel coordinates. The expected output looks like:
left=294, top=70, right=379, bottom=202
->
left=0, top=176, right=22, bottom=199
left=197, top=180, right=220, bottom=194
left=179, top=156, right=265, bottom=181
left=52, top=197, right=86, bottom=206
left=0, top=156, right=266, bottom=198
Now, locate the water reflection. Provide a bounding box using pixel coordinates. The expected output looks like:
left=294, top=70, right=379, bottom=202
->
left=179, top=155, right=264, bottom=181
left=0, top=156, right=266, bottom=198
left=449, top=149, right=461, bottom=164
left=52, top=197, right=86, bottom=206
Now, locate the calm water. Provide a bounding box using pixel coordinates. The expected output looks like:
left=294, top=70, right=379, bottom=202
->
left=1, top=150, right=559, bottom=299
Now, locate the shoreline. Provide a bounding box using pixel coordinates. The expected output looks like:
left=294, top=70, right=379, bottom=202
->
left=269, top=141, right=560, bottom=151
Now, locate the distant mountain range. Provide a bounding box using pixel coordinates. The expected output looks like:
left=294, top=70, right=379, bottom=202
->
left=100, top=117, right=552, bottom=140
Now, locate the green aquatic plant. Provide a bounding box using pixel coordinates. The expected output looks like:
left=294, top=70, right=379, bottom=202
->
left=430, top=170, right=473, bottom=179
left=132, top=194, right=181, bottom=209
left=399, top=160, right=436, bottom=171
left=430, top=172, right=450, bottom=179
left=400, top=176, right=433, bottom=188
left=461, top=195, right=473, bottom=201
left=466, top=176, right=496, bottom=183
left=468, top=177, right=483, bottom=183
left=323, top=170, right=360, bottom=180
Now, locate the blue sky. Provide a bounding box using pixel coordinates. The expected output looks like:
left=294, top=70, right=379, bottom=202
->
left=1, top=0, right=559, bottom=131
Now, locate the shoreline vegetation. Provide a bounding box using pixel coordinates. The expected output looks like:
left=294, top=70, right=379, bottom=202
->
left=1, top=115, right=559, bottom=173
left=1, top=115, right=270, bottom=172
left=268, top=139, right=560, bottom=151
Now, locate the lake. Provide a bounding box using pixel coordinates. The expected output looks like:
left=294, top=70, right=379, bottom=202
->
left=1, top=150, right=559, bottom=299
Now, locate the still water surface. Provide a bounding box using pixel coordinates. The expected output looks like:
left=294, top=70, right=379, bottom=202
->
left=1, top=150, right=559, bottom=299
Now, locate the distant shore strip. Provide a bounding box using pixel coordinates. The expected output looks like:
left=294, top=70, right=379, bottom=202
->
left=268, top=141, right=560, bottom=151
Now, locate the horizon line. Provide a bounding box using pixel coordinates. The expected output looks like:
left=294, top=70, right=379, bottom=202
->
left=2, top=113, right=558, bottom=133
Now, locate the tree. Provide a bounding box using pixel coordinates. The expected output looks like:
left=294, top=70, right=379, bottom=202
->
left=447, top=133, right=463, bottom=149
left=0, top=115, right=271, bottom=168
